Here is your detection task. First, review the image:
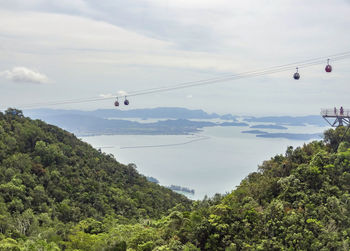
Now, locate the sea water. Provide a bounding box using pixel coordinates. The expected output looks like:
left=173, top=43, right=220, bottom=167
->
left=81, top=124, right=327, bottom=200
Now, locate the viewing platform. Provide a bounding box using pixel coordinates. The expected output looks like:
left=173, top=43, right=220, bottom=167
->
left=321, top=108, right=350, bottom=127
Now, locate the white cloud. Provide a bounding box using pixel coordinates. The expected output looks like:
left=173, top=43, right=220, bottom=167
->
left=117, top=90, right=128, bottom=96
left=0, top=67, right=49, bottom=84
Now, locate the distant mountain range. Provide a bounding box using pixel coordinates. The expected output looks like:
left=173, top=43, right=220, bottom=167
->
left=24, top=107, right=235, bottom=120
left=23, top=108, right=246, bottom=136
left=23, top=107, right=328, bottom=139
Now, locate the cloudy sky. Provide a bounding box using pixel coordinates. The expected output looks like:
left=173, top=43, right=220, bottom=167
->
left=0, top=0, right=350, bottom=115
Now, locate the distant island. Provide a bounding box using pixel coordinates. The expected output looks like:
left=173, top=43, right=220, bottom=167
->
left=23, top=108, right=248, bottom=136
left=242, top=130, right=268, bottom=134
left=250, top=124, right=288, bottom=130
left=256, top=132, right=323, bottom=140
left=23, top=107, right=329, bottom=139
left=146, top=176, right=160, bottom=184
left=146, top=177, right=195, bottom=195
left=23, top=114, right=247, bottom=136
left=242, top=129, right=322, bottom=140
left=166, top=185, right=195, bottom=195
left=244, top=115, right=325, bottom=126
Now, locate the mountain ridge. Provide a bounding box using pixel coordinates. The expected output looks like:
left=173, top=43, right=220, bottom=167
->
left=0, top=108, right=190, bottom=222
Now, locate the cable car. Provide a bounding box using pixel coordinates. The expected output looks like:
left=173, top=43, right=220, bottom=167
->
left=293, top=67, right=300, bottom=80
left=114, top=97, right=120, bottom=107
left=124, top=97, right=129, bottom=105
left=325, top=59, right=332, bottom=73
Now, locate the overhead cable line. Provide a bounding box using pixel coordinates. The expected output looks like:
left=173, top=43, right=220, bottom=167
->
left=12, top=50, right=350, bottom=109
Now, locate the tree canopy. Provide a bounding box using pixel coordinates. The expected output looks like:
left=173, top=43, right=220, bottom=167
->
left=1, top=108, right=350, bottom=250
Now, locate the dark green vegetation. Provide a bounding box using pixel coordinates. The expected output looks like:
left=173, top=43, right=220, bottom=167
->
left=1, top=108, right=350, bottom=250
left=0, top=108, right=190, bottom=250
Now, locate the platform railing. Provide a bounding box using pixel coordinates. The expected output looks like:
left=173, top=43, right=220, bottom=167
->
left=321, top=108, right=350, bottom=117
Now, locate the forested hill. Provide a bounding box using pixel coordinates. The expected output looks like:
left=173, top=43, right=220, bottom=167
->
left=177, top=127, right=350, bottom=250
left=137, top=126, right=350, bottom=250
left=0, top=109, right=190, bottom=248
left=2, top=108, right=350, bottom=250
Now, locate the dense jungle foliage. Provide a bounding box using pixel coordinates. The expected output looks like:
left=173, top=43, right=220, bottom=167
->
left=0, top=109, right=190, bottom=250
left=1, top=108, right=350, bottom=250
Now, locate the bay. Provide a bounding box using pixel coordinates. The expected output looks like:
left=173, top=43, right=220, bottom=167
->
left=81, top=124, right=328, bottom=200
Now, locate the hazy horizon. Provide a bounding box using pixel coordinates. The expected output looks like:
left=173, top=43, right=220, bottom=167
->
left=14, top=106, right=338, bottom=117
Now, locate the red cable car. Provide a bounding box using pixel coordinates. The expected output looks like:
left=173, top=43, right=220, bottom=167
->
left=114, top=98, right=119, bottom=107
left=325, top=59, right=332, bottom=73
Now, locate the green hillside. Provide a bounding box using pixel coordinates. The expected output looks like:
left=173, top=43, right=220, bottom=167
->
left=1, top=108, right=350, bottom=250
left=0, top=108, right=190, bottom=250
left=172, top=127, right=350, bottom=250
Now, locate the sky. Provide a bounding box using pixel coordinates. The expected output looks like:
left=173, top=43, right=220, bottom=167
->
left=0, top=0, right=350, bottom=115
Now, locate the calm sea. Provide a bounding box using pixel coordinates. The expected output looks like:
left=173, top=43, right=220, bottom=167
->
left=81, top=124, right=327, bottom=200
